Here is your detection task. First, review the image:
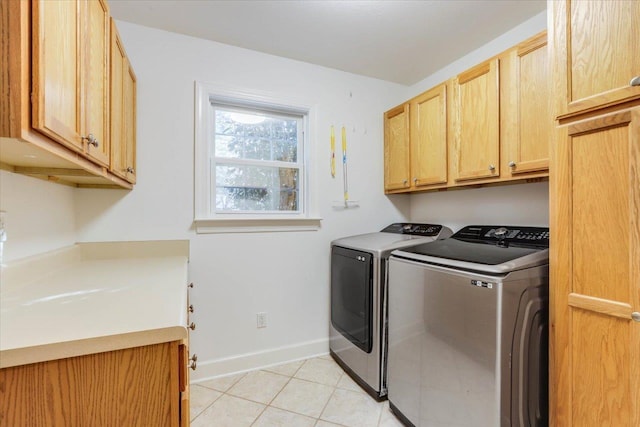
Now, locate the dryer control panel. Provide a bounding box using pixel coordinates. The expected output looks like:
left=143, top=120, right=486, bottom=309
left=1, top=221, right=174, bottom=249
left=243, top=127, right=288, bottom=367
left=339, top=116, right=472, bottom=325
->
left=381, top=223, right=444, bottom=236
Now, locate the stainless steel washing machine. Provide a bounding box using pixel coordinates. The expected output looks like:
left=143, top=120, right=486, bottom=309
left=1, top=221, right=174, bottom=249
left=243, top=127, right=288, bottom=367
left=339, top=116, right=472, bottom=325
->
left=388, top=225, right=549, bottom=427
left=330, top=223, right=452, bottom=400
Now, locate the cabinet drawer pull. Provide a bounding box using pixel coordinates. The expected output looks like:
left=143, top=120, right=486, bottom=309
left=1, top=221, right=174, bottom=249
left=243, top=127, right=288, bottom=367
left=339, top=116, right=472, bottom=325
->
left=82, top=133, right=99, bottom=147
left=189, top=304, right=194, bottom=313
left=189, top=322, right=196, bottom=330
left=508, top=161, right=516, bottom=168
left=630, top=76, right=640, bottom=87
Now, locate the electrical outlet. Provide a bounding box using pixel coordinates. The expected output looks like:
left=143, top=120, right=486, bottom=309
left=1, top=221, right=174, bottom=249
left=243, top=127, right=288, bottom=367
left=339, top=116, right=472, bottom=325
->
left=256, top=312, right=267, bottom=328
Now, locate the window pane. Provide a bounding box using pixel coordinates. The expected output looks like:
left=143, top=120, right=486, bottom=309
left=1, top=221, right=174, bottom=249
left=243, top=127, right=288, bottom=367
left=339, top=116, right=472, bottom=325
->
left=214, top=164, right=299, bottom=212
left=214, top=108, right=299, bottom=163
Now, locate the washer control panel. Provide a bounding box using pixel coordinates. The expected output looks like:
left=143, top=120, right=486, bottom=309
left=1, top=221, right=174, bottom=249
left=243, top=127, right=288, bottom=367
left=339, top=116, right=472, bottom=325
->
left=455, top=225, right=549, bottom=247
left=381, top=223, right=444, bottom=237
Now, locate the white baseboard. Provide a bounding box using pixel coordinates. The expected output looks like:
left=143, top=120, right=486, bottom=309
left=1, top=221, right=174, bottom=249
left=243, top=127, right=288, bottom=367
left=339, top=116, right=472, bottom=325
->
left=190, top=337, right=329, bottom=383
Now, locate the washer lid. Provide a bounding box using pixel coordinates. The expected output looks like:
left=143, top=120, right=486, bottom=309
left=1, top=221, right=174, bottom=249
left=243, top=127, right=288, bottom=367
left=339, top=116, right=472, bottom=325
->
left=331, top=224, right=452, bottom=257
left=391, top=225, right=549, bottom=273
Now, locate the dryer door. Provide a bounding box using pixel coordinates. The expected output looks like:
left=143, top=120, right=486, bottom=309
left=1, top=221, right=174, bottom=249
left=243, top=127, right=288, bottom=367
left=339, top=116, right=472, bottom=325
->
left=330, top=246, right=373, bottom=353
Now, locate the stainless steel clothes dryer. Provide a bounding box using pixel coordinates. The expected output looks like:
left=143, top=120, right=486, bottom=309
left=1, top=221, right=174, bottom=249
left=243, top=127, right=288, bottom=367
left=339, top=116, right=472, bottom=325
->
left=330, top=223, right=452, bottom=400
left=388, top=225, right=549, bottom=427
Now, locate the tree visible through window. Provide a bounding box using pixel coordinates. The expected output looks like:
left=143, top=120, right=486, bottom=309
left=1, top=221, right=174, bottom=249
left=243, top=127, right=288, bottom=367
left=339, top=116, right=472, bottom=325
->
left=212, top=105, right=304, bottom=213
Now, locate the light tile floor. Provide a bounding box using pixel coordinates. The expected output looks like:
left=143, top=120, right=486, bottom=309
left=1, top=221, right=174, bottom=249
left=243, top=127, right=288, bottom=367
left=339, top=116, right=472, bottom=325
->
left=190, top=354, right=405, bottom=427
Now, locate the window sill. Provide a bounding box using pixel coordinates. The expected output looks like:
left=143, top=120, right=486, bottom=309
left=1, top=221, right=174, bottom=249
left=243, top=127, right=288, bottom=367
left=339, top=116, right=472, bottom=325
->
left=194, top=217, right=322, bottom=234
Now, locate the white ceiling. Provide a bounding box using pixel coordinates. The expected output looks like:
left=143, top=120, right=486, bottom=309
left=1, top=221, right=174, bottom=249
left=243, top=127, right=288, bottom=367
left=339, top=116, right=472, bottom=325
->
left=109, top=0, right=546, bottom=86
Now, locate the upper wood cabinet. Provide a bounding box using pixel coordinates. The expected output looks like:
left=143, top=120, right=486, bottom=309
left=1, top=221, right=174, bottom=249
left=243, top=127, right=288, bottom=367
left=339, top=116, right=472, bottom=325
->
left=83, top=0, right=111, bottom=166
left=409, top=82, right=448, bottom=188
left=384, top=104, right=410, bottom=191
left=552, top=0, right=640, bottom=118
left=452, top=59, right=500, bottom=183
left=30, top=0, right=83, bottom=152
left=0, top=0, right=134, bottom=189
left=110, top=19, right=137, bottom=184
left=31, top=0, right=110, bottom=167
left=501, top=32, right=551, bottom=177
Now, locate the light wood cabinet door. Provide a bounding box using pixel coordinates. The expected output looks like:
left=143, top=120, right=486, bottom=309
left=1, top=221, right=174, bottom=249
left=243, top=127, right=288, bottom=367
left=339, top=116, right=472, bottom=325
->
left=452, top=59, right=500, bottom=182
left=551, top=107, right=640, bottom=427
left=32, top=0, right=110, bottom=166
left=384, top=104, right=410, bottom=191
left=409, top=83, right=448, bottom=188
left=552, top=0, right=640, bottom=117
left=502, top=32, right=550, bottom=176
left=110, top=20, right=137, bottom=184
left=0, top=342, right=182, bottom=426
left=81, top=0, right=110, bottom=167
left=31, top=0, right=83, bottom=152
left=123, top=59, right=137, bottom=184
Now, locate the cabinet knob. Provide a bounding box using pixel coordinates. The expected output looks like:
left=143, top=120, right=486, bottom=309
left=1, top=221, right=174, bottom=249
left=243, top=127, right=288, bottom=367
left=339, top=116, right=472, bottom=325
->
left=413, top=178, right=418, bottom=184
left=189, top=304, right=194, bottom=313
left=508, top=161, right=516, bottom=168
left=189, top=360, right=197, bottom=370
left=489, top=164, right=496, bottom=172
left=630, top=76, right=640, bottom=87
left=632, top=312, right=640, bottom=322
left=82, top=133, right=99, bottom=147
left=189, top=322, right=196, bottom=331
left=403, top=179, right=408, bottom=186
left=189, top=353, right=198, bottom=362
left=188, top=282, right=194, bottom=289
left=126, top=167, right=135, bottom=174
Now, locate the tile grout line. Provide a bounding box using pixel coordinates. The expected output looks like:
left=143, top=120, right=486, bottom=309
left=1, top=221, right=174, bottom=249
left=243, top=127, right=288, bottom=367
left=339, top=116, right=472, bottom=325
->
left=249, top=358, right=309, bottom=426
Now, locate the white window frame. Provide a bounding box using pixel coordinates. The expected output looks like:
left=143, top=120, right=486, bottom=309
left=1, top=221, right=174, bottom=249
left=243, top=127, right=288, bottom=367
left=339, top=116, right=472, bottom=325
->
left=194, top=81, right=321, bottom=233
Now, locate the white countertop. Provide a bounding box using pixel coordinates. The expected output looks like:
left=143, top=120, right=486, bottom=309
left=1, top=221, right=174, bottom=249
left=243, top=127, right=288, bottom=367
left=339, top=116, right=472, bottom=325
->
left=0, top=241, right=190, bottom=369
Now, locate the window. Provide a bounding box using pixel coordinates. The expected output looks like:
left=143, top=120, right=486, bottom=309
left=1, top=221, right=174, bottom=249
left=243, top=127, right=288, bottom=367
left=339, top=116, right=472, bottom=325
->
left=213, top=105, right=303, bottom=213
left=194, top=82, right=320, bottom=233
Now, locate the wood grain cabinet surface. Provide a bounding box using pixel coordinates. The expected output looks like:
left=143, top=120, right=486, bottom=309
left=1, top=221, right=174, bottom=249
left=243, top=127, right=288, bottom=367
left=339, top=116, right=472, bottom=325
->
left=110, top=19, right=137, bottom=184
left=383, top=31, right=550, bottom=194
left=550, top=1, right=640, bottom=426
left=550, top=106, right=640, bottom=427
left=552, top=0, right=640, bottom=118
left=0, top=0, right=135, bottom=189
left=32, top=0, right=110, bottom=167
left=0, top=341, right=188, bottom=427
left=409, top=82, right=449, bottom=189
left=500, top=32, right=551, bottom=177
left=384, top=103, right=411, bottom=192
left=452, top=58, right=500, bottom=183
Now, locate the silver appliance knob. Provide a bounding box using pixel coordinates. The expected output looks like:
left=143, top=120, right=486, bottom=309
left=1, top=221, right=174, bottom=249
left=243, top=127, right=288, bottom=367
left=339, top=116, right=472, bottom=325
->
left=494, top=227, right=509, bottom=237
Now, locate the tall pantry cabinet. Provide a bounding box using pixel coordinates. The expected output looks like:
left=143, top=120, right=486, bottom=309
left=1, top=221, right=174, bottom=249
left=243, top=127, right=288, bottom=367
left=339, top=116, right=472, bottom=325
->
left=549, top=1, right=640, bottom=426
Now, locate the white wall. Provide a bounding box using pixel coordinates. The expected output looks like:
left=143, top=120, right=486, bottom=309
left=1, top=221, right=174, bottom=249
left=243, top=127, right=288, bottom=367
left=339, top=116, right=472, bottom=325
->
left=74, top=21, right=410, bottom=380
left=0, top=170, right=77, bottom=263
left=406, top=11, right=549, bottom=230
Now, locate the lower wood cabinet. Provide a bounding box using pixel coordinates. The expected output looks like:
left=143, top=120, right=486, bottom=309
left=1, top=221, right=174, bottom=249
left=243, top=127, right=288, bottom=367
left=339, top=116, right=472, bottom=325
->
left=550, top=105, right=640, bottom=426
left=0, top=341, right=188, bottom=426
